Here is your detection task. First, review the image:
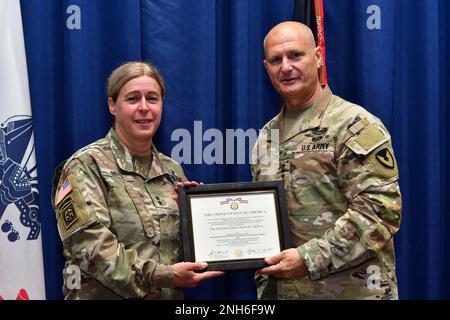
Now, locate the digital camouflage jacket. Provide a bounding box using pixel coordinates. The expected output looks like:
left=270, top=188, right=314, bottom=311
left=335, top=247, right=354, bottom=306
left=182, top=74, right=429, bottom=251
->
left=52, top=129, right=186, bottom=299
left=252, top=86, right=402, bottom=299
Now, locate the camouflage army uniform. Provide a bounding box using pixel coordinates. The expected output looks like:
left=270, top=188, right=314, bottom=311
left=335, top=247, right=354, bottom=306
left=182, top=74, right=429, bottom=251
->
left=51, top=129, right=186, bottom=299
left=252, top=86, right=402, bottom=299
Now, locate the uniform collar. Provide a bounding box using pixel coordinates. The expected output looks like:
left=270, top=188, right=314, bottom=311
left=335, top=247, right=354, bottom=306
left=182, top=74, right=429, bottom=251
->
left=271, top=85, right=332, bottom=142
left=106, top=128, right=169, bottom=179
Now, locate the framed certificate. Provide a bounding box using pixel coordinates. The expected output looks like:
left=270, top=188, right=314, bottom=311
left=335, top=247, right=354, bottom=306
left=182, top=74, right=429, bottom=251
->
left=179, top=180, right=291, bottom=271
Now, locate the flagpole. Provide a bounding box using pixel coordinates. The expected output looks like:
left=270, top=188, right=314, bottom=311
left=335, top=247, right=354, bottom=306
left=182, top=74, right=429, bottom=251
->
left=0, top=0, right=46, bottom=300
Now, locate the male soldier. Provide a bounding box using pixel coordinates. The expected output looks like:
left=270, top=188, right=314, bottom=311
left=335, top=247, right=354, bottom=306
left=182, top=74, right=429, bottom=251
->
left=252, top=21, right=402, bottom=299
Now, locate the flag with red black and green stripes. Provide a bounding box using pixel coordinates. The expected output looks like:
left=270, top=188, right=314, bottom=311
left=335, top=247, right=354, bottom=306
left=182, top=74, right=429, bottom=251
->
left=293, top=0, right=327, bottom=84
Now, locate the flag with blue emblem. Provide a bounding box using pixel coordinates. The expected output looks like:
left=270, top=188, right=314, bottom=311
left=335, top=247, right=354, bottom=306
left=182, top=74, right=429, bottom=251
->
left=0, top=0, right=46, bottom=300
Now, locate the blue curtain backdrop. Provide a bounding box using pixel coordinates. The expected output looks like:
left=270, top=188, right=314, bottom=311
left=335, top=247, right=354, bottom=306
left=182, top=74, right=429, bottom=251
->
left=19, top=0, right=449, bottom=299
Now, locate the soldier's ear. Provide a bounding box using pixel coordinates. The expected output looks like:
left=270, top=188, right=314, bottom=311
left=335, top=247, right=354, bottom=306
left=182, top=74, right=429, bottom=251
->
left=108, top=97, right=116, bottom=116
left=315, top=46, right=322, bottom=69
left=263, top=59, right=269, bottom=73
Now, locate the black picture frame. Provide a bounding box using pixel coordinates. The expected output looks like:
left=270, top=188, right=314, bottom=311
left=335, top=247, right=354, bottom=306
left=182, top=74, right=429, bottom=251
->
left=179, top=180, right=291, bottom=271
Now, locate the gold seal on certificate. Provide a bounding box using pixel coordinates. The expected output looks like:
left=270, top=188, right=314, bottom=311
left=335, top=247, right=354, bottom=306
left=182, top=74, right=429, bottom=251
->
left=179, top=181, right=291, bottom=271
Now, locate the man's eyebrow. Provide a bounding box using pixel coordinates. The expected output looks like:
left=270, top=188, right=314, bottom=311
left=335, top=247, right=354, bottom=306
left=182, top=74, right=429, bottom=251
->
left=288, top=49, right=304, bottom=53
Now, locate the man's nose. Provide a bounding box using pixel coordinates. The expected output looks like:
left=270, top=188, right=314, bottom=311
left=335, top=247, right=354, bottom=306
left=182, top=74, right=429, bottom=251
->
left=280, top=57, right=292, bottom=72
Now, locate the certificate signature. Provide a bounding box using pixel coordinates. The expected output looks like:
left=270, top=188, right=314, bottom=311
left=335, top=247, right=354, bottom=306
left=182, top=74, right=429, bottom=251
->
left=206, top=247, right=275, bottom=260
left=246, top=247, right=274, bottom=256
left=208, top=250, right=230, bottom=259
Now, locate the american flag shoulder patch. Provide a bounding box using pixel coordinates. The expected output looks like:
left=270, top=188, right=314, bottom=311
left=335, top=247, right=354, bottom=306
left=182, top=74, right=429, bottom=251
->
left=56, top=177, right=73, bottom=206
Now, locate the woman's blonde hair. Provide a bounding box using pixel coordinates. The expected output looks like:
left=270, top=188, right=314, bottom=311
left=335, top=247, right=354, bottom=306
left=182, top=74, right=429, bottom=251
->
left=107, top=61, right=165, bottom=101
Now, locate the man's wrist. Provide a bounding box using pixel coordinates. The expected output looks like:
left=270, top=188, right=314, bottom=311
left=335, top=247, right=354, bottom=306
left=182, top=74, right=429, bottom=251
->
left=298, top=239, right=331, bottom=281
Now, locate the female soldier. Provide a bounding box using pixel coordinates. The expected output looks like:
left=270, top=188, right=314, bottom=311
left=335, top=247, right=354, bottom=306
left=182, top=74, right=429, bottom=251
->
left=51, top=61, right=223, bottom=299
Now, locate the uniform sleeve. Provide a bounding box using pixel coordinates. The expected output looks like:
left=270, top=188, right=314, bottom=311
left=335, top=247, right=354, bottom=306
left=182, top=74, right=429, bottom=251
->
left=52, top=158, right=174, bottom=298
left=298, top=119, right=402, bottom=280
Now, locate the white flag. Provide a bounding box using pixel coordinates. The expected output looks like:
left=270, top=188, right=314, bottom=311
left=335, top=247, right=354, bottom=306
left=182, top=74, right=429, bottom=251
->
left=0, top=1, right=46, bottom=300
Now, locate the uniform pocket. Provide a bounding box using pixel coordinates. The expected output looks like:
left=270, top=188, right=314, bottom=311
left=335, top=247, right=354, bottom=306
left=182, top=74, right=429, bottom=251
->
left=126, top=186, right=160, bottom=243
left=107, top=186, right=157, bottom=246
left=153, top=205, right=181, bottom=265
left=156, top=206, right=180, bottom=241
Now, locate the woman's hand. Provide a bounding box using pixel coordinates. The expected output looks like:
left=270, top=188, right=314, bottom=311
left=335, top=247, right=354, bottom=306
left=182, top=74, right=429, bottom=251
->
left=173, top=262, right=224, bottom=288
left=172, top=181, right=202, bottom=202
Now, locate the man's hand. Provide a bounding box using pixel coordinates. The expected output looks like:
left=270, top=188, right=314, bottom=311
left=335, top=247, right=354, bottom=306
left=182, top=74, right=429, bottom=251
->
left=256, top=248, right=308, bottom=279
left=172, top=181, right=202, bottom=202
left=173, top=262, right=224, bottom=288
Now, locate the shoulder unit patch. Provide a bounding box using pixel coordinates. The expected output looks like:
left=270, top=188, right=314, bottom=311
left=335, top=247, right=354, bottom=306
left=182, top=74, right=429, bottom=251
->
left=375, top=148, right=395, bottom=169
left=57, top=196, right=78, bottom=229
left=368, top=143, right=398, bottom=181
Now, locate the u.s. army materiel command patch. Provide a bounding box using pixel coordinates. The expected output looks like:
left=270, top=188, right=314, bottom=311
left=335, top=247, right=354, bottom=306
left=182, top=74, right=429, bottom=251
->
left=376, top=148, right=395, bottom=169
left=58, top=196, right=78, bottom=229
left=368, top=143, right=398, bottom=181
